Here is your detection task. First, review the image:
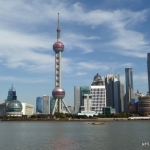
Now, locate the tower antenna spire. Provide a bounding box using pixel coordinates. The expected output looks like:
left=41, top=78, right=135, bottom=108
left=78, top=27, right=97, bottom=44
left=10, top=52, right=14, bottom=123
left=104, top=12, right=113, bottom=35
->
left=57, top=2, right=61, bottom=42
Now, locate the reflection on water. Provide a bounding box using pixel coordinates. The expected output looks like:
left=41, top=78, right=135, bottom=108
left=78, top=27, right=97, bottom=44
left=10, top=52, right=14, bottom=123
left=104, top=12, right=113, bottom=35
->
left=0, top=121, right=150, bottom=150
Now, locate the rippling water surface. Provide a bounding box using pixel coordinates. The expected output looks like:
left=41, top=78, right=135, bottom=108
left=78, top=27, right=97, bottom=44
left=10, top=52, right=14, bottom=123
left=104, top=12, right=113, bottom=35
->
left=0, top=121, right=150, bottom=150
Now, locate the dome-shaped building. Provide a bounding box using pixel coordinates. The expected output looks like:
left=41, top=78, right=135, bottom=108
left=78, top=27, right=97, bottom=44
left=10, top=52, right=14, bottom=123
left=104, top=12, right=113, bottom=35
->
left=6, top=100, right=23, bottom=116
left=6, top=100, right=22, bottom=112
left=91, top=73, right=105, bottom=86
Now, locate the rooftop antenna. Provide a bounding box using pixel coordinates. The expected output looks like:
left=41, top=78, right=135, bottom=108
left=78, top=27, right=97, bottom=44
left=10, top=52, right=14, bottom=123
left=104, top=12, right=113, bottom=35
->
left=57, top=1, right=61, bottom=42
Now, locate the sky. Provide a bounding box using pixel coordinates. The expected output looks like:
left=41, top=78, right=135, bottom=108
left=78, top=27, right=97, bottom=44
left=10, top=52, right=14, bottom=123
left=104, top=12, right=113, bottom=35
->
left=0, top=0, right=150, bottom=109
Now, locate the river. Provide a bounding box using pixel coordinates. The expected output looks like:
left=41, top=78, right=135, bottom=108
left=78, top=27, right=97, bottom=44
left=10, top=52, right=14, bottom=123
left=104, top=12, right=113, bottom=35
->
left=0, top=121, right=150, bottom=150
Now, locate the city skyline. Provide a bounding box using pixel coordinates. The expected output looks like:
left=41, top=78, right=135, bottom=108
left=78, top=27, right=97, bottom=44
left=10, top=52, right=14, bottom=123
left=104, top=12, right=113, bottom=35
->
left=0, top=0, right=150, bottom=107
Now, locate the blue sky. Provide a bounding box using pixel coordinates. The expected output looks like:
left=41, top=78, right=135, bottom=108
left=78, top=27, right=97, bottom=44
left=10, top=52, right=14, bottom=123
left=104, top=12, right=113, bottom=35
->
left=0, top=0, right=150, bottom=108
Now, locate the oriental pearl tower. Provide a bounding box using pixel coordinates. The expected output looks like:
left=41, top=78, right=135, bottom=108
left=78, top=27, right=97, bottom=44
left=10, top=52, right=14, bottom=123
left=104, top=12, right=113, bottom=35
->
left=52, top=12, right=70, bottom=115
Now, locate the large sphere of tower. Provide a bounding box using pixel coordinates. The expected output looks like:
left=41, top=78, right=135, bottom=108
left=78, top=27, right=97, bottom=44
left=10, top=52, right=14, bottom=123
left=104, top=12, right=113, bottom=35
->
left=52, top=87, right=65, bottom=99
left=53, top=41, right=64, bottom=53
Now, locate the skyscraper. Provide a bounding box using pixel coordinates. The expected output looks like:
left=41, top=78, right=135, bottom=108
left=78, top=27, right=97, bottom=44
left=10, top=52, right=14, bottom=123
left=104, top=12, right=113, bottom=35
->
left=125, top=68, right=133, bottom=92
left=5, top=85, right=23, bottom=116
left=36, top=95, right=49, bottom=114
left=50, top=96, right=55, bottom=114
left=80, top=86, right=90, bottom=106
left=91, top=73, right=106, bottom=114
left=74, top=86, right=90, bottom=114
left=147, top=53, right=150, bottom=94
left=36, top=97, right=42, bottom=113
left=6, top=84, right=17, bottom=102
left=74, top=86, right=80, bottom=114
left=51, top=12, right=70, bottom=114
left=105, top=73, right=124, bottom=113
left=105, top=74, right=113, bottom=106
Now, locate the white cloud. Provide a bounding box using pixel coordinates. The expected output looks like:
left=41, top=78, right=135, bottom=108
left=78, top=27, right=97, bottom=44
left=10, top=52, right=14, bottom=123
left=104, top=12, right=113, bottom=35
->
left=76, top=62, right=133, bottom=72
left=0, top=75, right=51, bottom=83
left=0, top=0, right=149, bottom=76
left=75, top=72, right=87, bottom=76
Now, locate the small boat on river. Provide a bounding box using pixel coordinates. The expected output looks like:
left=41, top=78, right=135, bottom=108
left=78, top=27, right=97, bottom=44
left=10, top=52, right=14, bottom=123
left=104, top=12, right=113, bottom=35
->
left=92, top=122, right=105, bottom=125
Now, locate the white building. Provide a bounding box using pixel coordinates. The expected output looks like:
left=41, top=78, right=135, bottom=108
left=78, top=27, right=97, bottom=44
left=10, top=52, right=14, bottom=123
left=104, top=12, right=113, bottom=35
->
left=91, top=73, right=106, bottom=115
left=22, top=103, right=34, bottom=115
left=78, top=94, right=95, bottom=116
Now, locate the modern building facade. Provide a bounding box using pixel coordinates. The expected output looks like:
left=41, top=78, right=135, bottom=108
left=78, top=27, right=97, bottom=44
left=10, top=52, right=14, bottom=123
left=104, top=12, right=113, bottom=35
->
left=80, top=87, right=90, bottom=108
left=138, top=96, right=150, bottom=115
left=74, top=86, right=90, bottom=114
left=105, top=73, right=124, bottom=113
left=124, top=88, right=137, bottom=112
left=36, top=97, right=42, bottom=113
left=79, top=94, right=95, bottom=116
left=74, top=86, right=80, bottom=114
left=91, top=73, right=106, bottom=114
left=105, top=74, right=113, bottom=107
left=21, top=103, right=34, bottom=115
left=50, top=96, right=55, bottom=114
left=5, top=85, right=23, bottom=116
left=6, top=84, right=17, bottom=102
left=125, top=68, right=133, bottom=92
left=102, top=107, right=116, bottom=115
left=36, top=95, right=49, bottom=114
left=51, top=12, right=70, bottom=114
left=42, top=95, right=49, bottom=114
left=147, top=53, right=150, bottom=94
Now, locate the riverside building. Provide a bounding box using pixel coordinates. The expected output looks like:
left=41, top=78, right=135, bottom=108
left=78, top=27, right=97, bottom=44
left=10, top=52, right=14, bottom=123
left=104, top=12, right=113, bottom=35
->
left=125, top=68, right=133, bottom=92
left=105, top=73, right=124, bottom=113
left=5, top=85, right=23, bottom=116
left=36, top=95, right=49, bottom=114
left=21, top=103, right=34, bottom=116
left=78, top=94, right=95, bottom=116
left=74, top=86, right=91, bottom=115
left=91, top=73, right=106, bottom=114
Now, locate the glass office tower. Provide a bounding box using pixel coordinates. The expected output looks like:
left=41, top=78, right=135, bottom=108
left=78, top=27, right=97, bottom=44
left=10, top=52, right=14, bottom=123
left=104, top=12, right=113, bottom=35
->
left=74, top=86, right=80, bottom=114
left=6, top=85, right=17, bottom=102
left=125, top=68, right=133, bottom=92
left=50, top=97, right=55, bottom=114
left=36, top=96, right=49, bottom=114
left=80, top=86, right=90, bottom=106
left=36, top=97, right=42, bottom=113
left=42, top=95, right=49, bottom=114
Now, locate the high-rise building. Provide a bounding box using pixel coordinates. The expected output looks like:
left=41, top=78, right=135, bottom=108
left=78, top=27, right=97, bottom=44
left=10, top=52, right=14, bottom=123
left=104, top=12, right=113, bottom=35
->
left=5, top=85, right=23, bottom=116
left=124, top=88, right=137, bottom=112
left=79, top=94, right=95, bottom=116
left=74, top=86, right=80, bottom=114
left=105, top=73, right=124, bottom=113
left=42, top=95, right=49, bottom=114
left=91, top=73, right=106, bottom=114
left=50, top=96, right=55, bottom=114
left=51, top=12, right=70, bottom=114
left=36, top=95, right=49, bottom=114
left=125, top=68, right=133, bottom=92
left=6, top=84, right=17, bottom=102
left=74, top=86, right=90, bottom=114
left=80, top=87, right=90, bottom=107
left=147, top=53, right=150, bottom=94
left=36, top=97, right=42, bottom=113
left=105, top=74, right=113, bottom=106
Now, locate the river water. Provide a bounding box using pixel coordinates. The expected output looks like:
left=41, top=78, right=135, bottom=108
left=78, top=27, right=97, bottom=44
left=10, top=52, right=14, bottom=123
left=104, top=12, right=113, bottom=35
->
left=0, top=121, right=150, bottom=150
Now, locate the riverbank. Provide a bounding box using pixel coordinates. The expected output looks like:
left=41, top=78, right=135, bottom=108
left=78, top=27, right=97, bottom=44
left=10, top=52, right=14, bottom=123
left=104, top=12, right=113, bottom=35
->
left=0, top=118, right=129, bottom=122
